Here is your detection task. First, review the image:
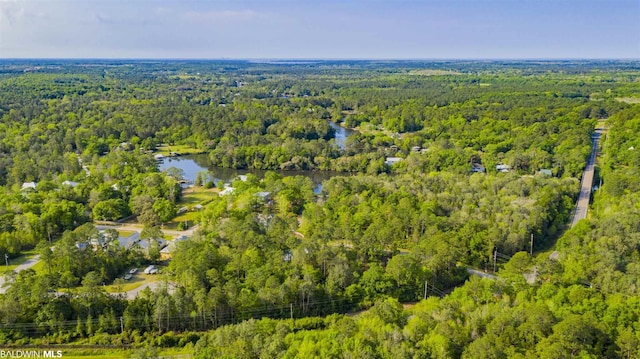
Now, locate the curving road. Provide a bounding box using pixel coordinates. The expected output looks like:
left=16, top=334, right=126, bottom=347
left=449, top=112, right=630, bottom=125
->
left=0, top=255, right=41, bottom=294
left=571, top=129, right=602, bottom=227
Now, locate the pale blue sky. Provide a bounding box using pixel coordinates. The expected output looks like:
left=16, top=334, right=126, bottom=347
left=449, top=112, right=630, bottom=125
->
left=1, top=0, right=638, bottom=59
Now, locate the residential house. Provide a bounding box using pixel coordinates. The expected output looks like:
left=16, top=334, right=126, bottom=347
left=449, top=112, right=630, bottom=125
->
left=160, top=235, right=189, bottom=260
left=254, top=191, right=271, bottom=202
left=61, top=180, right=79, bottom=188
left=219, top=187, right=235, bottom=196
left=385, top=157, right=403, bottom=166
left=21, top=182, right=37, bottom=191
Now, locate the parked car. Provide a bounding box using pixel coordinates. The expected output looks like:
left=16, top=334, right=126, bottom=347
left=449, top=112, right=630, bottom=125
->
left=144, top=265, right=157, bottom=274
left=129, top=268, right=138, bottom=274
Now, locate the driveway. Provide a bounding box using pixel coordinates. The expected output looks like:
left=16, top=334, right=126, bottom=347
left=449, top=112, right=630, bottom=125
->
left=116, top=280, right=176, bottom=300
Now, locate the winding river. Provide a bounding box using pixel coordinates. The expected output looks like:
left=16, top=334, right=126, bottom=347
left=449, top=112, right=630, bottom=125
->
left=327, top=120, right=356, bottom=150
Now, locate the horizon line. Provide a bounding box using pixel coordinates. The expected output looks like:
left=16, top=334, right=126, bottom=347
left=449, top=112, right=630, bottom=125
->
left=1, top=57, right=639, bottom=62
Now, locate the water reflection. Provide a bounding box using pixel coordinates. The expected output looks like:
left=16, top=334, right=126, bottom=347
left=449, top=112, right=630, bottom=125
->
left=159, top=154, right=350, bottom=194
left=327, top=121, right=356, bottom=150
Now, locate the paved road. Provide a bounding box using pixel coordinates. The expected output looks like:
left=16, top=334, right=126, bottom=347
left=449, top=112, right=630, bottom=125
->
left=571, top=129, right=602, bottom=227
left=0, top=255, right=41, bottom=294
left=471, top=128, right=604, bottom=279
left=549, top=128, right=603, bottom=261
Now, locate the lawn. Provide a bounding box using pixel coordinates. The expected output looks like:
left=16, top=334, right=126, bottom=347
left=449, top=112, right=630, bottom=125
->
left=31, top=260, right=45, bottom=274
left=156, top=144, right=204, bottom=155
left=178, top=187, right=219, bottom=206
left=174, top=211, right=200, bottom=223
left=165, top=211, right=200, bottom=230
left=165, top=187, right=218, bottom=229
left=117, top=230, right=135, bottom=237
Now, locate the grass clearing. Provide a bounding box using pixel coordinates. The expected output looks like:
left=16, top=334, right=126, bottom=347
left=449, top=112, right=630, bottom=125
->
left=30, top=260, right=45, bottom=274
left=178, top=187, right=219, bottom=206
left=166, top=187, right=218, bottom=229
left=615, top=97, right=640, bottom=104
left=156, top=144, right=204, bottom=155
left=166, top=211, right=200, bottom=230
left=174, top=211, right=199, bottom=222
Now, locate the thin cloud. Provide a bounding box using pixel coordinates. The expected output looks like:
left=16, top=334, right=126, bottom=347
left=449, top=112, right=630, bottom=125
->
left=0, top=0, right=26, bottom=24
left=93, top=12, right=151, bottom=26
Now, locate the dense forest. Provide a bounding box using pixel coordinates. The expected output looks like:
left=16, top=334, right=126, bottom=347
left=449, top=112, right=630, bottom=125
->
left=0, top=60, right=639, bottom=357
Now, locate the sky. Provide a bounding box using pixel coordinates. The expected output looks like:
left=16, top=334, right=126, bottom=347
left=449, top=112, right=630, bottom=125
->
left=0, top=0, right=638, bottom=59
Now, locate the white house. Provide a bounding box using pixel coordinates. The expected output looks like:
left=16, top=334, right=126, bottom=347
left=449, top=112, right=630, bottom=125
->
left=219, top=187, right=235, bottom=196
left=385, top=157, right=403, bottom=166
left=21, top=182, right=37, bottom=191
left=62, top=180, right=79, bottom=188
